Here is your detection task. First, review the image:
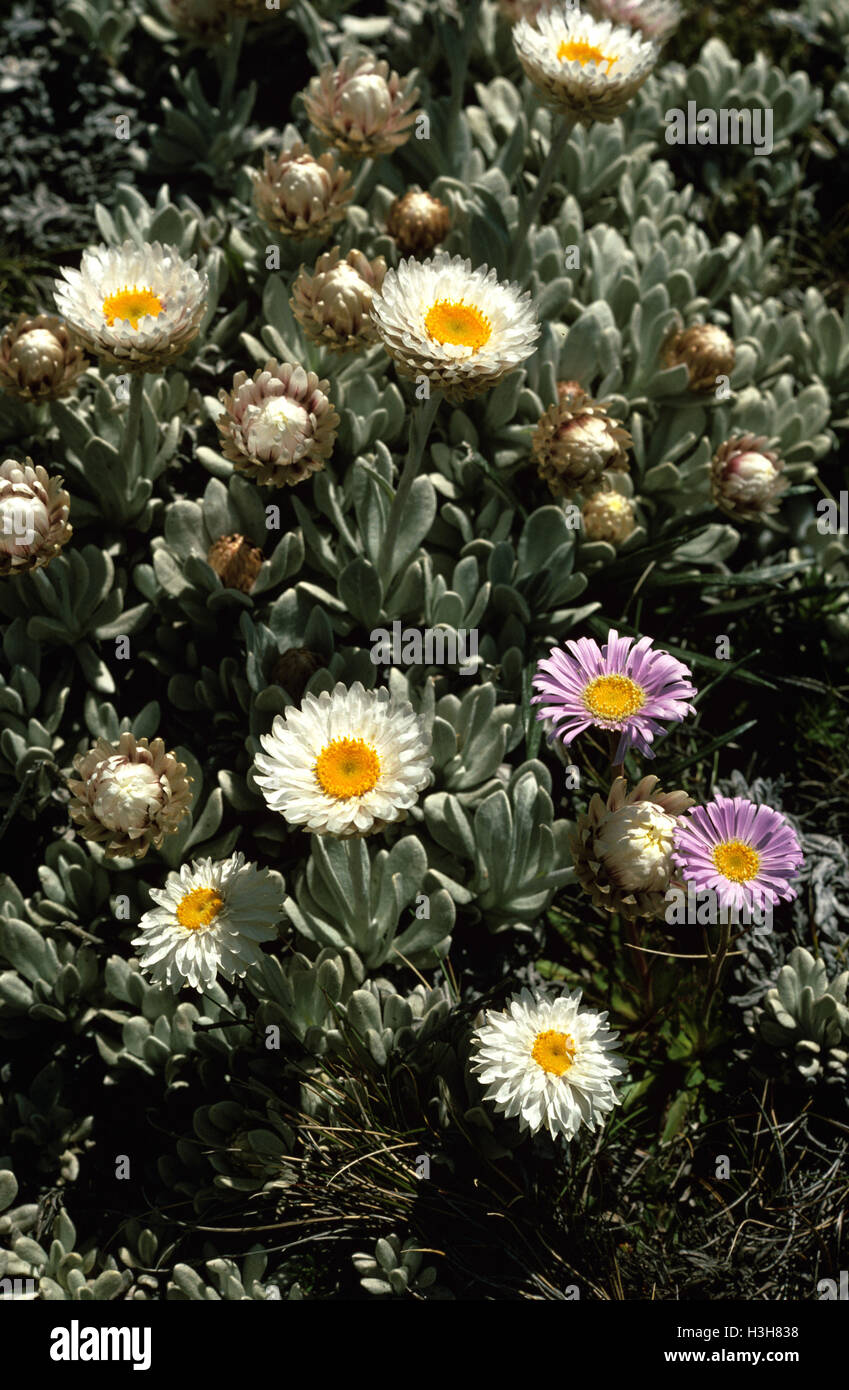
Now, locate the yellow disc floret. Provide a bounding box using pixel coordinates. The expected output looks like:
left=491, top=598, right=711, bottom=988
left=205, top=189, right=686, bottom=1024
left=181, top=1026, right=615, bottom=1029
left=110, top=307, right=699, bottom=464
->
left=531, top=1028, right=577, bottom=1077
left=102, top=286, right=165, bottom=330
left=582, top=673, right=646, bottom=722
left=556, top=40, right=618, bottom=72
left=315, top=737, right=381, bottom=799
left=176, top=887, right=224, bottom=931
left=712, top=839, right=761, bottom=884
left=424, top=299, right=492, bottom=350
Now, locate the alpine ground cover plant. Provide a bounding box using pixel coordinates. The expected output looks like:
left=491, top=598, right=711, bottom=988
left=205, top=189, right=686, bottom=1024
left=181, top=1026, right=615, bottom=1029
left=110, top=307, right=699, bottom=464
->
left=1, top=0, right=848, bottom=1306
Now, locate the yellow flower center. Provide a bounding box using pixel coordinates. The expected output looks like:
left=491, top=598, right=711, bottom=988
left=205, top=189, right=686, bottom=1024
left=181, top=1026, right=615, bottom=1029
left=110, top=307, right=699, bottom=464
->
left=582, top=673, right=646, bottom=722
left=556, top=39, right=619, bottom=72
left=314, top=737, right=381, bottom=799
left=424, top=299, right=492, bottom=351
left=102, top=285, right=164, bottom=329
left=176, top=887, right=224, bottom=931
left=532, top=1029, right=576, bottom=1077
left=712, top=839, right=761, bottom=884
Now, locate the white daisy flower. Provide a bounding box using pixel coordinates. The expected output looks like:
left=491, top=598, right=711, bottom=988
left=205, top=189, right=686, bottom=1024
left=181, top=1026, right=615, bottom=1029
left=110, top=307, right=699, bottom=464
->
left=370, top=253, right=540, bottom=401
left=470, top=987, right=626, bottom=1142
left=132, top=852, right=284, bottom=991
left=253, top=681, right=433, bottom=838
left=53, top=240, right=208, bottom=372
left=513, top=5, right=657, bottom=124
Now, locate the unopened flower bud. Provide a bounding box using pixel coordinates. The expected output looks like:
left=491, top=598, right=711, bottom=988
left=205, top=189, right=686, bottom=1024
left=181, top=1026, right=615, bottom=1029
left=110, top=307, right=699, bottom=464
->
left=663, top=323, right=735, bottom=393
left=582, top=490, right=636, bottom=545
left=570, top=776, right=693, bottom=920
left=271, top=647, right=324, bottom=702
left=710, top=433, right=787, bottom=522
left=68, top=734, right=193, bottom=860
left=386, top=189, right=451, bottom=256
left=0, top=457, right=72, bottom=576
left=290, top=247, right=386, bottom=352
left=533, top=391, right=632, bottom=499
left=252, top=139, right=353, bottom=239
left=304, top=53, right=419, bottom=158
left=0, top=315, right=88, bottom=402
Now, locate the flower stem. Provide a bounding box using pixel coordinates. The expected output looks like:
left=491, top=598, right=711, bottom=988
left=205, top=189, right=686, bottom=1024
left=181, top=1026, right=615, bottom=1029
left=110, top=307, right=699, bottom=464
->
left=702, top=920, right=731, bottom=1027
left=510, top=112, right=576, bottom=277
left=607, top=731, right=625, bottom=786
left=380, top=390, right=441, bottom=586
left=119, top=373, right=145, bottom=480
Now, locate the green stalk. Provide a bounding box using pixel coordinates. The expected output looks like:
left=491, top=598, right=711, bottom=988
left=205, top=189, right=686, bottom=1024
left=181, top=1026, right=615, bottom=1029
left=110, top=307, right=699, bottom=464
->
left=510, top=112, right=576, bottom=277
left=380, top=390, right=442, bottom=585
left=702, top=919, right=732, bottom=1027
left=119, top=373, right=145, bottom=481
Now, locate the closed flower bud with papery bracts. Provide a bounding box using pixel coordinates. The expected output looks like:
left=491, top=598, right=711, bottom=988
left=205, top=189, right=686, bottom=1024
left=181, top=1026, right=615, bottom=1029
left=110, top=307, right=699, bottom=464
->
left=0, top=457, right=72, bottom=577
left=251, top=139, right=353, bottom=239
left=68, top=734, right=193, bottom=860
left=533, top=391, right=632, bottom=499
left=0, top=315, right=88, bottom=403
left=386, top=189, right=451, bottom=256
left=303, top=52, right=419, bottom=158
left=217, top=360, right=339, bottom=488
left=662, top=322, right=736, bottom=394
left=710, top=433, right=788, bottom=523
left=290, top=247, right=386, bottom=353
left=570, top=775, right=693, bottom=921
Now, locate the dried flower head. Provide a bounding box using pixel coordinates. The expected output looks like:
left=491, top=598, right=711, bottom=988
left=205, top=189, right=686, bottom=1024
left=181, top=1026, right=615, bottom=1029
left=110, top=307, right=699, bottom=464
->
left=570, top=775, right=693, bottom=921
left=67, top=733, right=193, bottom=860
left=533, top=391, right=632, bottom=499
left=207, top=533, right=264, bottom=592
left=662, top=322, right=736, bottom=393
left=0, top=314, right=89, bottom=403
left=271, top=647, right=324, bottom=703
left=290, top=247, right=386, bottom=353
left=710, top=434, right=788, bottom=524
left=303, top=52, right=419, bottom=158
left=0, top=457, right=72, bottom=577
left=252, top=138, right=354, bottom=239
left=386, top=189, right=451, bottom=256
left=217, top=359, right=339, bottom=488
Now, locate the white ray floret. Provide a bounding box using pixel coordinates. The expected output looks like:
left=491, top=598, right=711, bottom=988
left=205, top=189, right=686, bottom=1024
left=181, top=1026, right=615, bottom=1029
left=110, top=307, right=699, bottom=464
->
left=513, top=6, right=658, bottom=123
left=253, top=680, right=433, bottom=838
left=132, top=852, right=283, bottom=992
left=471, top=987, right=626, bottom=1142
left=53, top=240, right=208, bottom=370
left=370, top=253, right=539, bottom=399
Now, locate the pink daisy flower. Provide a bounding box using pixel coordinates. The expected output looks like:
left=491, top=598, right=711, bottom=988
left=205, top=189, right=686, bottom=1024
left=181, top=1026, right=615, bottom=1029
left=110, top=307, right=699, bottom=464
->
left=671, top=796, right=804, bottom=914
left=531, top=629, right=697, bottom=762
